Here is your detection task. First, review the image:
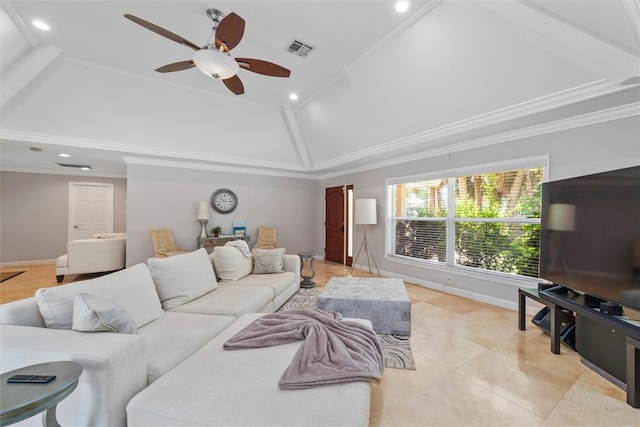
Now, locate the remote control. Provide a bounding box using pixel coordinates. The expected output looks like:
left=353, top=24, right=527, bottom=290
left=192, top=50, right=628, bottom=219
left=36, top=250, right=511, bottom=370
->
left=7, top=374, right=56, bottom=384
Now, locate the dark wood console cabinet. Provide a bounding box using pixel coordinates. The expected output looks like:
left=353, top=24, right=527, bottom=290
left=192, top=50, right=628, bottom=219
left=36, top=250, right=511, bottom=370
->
left=535, top=287, right=640, bottom=408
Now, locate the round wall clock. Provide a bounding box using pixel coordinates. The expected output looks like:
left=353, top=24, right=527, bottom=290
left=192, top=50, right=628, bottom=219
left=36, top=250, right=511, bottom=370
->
left=210, top=189, right=237, bottom=214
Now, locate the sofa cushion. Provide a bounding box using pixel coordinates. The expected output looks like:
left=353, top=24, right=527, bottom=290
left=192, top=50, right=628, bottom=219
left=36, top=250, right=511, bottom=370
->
left=223, top=271, right=297, bottom=299
left=35, top=263, right=164, bottom=330
left=211, top=246, right=253, bottom=281
left=252, top=248, right=286, bottom=274
left=148, top=248, right=218, bottom=310
left=138, top=311, right=236, bottom=384
left=169, top=284, right=273, bottom=317
left=72, top=293, right=138, bottom=334
left=127, top=313, right=372, bottom=427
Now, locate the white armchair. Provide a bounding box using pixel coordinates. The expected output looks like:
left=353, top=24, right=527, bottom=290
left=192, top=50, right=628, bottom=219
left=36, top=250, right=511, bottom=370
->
left=56, top=233, right=126, bottom=282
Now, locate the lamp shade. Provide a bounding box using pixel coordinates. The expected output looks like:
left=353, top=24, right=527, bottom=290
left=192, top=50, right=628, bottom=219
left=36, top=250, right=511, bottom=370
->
left=197, top=201, right=209, bottom=220
left=192, top=48, right=239, bottom=80
left=354, top=199, right=377, bottom=225
left=548, top=204, right=575, bottom=231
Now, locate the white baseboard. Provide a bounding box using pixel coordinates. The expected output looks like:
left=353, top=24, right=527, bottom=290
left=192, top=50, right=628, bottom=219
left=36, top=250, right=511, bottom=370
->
left=350, top=264, right=544, bottom=315
left=1, top=259, right=56, bottom=268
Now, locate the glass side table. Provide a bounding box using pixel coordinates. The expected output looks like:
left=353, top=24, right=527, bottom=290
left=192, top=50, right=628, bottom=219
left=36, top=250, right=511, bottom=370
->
left=1, top=361, right=82, bottom=426
left=298, top=253, right=317, bottom=289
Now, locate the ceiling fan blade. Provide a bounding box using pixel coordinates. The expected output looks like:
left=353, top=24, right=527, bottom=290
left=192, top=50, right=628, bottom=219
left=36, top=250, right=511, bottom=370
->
left=155, top=60, right=196, bottom=73
left=124, top=14, right=200, bottom=51
left=222, top=74, right=245, bottom=95
left=215, top=12, right=245, bottom=52
left=235, top=58, right=291, bottom=78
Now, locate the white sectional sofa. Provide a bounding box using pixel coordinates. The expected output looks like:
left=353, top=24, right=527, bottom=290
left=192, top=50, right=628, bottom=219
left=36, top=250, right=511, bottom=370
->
left=0, top=248, right=374, bottom=426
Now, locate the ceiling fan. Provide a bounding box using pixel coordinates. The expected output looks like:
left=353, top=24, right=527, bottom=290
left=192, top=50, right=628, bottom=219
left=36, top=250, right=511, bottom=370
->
left=124, top=8, right=290, bottom=95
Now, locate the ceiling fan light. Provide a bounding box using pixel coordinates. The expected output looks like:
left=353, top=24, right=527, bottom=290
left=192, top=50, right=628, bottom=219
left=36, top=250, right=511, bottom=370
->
left=192, top=49, right=239, bottom=80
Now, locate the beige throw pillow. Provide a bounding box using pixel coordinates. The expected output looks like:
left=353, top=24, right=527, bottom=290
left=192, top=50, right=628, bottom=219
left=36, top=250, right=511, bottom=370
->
left=211, top=246, right=253, bottom=281
left=35, top=263, right=164, bottom=330
left=72, top=293, right=138, bottom=334
left=252, top=248, right=286, bottom=274
left=148, top=248, right=218, bottom=310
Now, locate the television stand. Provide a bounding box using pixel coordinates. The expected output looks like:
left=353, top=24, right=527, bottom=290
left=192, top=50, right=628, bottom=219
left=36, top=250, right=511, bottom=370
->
left=535, top=286, right=640, bottom=408
left=518, top=288, right=574, bottom=354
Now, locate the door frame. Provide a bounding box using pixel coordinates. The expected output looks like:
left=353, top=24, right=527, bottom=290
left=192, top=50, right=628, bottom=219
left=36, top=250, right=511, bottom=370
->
left=324, top=184, right=354, bottom=265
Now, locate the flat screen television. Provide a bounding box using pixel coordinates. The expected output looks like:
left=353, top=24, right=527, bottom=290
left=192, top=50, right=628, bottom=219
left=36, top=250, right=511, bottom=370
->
left=540, top=165, right=640, bottom=314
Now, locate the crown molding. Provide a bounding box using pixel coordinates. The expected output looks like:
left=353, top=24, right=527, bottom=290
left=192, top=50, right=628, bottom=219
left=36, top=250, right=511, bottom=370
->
left=315, top=102, right=639, bottom=180
left=3, top=0, right=38, bottom=47
left=122, top=156, right=314, bottom=180
left=0, top=165, right=125, bottom=179
left=312, top=80, right=634, bottom=171
left=0, top=130, right=304, bottom=172
left=283, top=106, right=312, bottom=171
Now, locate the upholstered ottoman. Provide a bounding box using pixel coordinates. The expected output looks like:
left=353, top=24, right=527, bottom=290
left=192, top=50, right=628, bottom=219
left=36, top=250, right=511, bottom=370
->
left=317, top=277, right=411, bottom=335
left=126, top=313, right=372, bottom=427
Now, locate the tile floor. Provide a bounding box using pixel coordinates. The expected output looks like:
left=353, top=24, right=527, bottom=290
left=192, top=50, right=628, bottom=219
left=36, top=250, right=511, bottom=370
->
left=1, top=260, right=638, bottom=426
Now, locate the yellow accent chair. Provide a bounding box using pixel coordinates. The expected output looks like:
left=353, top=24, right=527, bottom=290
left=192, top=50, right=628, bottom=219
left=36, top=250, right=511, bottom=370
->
left=254, top=226, right=278, bottom=249
left=149, top=229, right=189, bottom=258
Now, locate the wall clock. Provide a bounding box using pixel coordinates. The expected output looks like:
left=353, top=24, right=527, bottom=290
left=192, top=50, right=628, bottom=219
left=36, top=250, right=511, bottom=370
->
left=210, top=189, right=237, bottom=214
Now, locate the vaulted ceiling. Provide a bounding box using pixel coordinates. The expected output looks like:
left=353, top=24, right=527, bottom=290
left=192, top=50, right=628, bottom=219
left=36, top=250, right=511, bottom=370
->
left=1, top=0, right=639, bottom=178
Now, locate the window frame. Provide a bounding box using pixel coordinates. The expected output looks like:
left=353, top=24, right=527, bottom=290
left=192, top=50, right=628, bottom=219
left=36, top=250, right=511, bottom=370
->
left=385, top=155, right=548, bottom=285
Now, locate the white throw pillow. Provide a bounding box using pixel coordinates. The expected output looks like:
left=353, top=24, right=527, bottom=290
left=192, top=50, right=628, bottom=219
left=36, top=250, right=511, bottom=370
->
left=252, top=248, right=286, bottom=274
left=35, top=263, right=164, bottom=330
left=148, top=248, right=218, bottom=310
left=211, top=246, right=253, bottom=281
left=72, top=293, right=138, bottom=334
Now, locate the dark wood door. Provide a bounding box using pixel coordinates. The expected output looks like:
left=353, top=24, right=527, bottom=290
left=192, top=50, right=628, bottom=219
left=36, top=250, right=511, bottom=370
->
left=325, top=186, right=345, bottom=263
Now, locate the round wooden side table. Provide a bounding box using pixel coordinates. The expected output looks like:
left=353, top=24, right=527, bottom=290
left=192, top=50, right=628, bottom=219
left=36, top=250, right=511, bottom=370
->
left=1, top=361, right=82, bottom=426
left=298, top=252, right=317, bottom=288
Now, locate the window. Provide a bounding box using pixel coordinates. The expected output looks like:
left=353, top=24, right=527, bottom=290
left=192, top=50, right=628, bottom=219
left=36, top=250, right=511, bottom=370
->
left=388, top=159, right=545, bottom=279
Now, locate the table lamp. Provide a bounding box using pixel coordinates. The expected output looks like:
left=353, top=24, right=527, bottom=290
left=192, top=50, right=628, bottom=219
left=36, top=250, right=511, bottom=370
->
left=197, top=201, right=209, bottom=238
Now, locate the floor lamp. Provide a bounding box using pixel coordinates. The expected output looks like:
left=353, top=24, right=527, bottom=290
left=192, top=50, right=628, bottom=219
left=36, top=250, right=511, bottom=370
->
left=350, top=198, right=381, bottom=277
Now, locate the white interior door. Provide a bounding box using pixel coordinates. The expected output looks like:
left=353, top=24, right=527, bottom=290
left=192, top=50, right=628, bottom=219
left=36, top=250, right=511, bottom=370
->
left=69, top=182, right=114, bottom=240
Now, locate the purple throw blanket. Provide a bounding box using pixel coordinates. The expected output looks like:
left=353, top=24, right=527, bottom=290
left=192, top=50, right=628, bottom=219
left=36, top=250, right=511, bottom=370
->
left=223, top=309, right=384, bottom=389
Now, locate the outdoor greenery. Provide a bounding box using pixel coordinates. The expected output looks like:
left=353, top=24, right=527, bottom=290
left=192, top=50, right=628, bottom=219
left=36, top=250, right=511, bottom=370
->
left=393, top=168, right=543, bottom=278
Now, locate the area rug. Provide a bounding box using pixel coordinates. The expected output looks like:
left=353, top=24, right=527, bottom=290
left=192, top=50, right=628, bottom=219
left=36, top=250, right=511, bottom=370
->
left=278, top=288, right=416, bottom=370
left=0, top=271, right=24, bottom=283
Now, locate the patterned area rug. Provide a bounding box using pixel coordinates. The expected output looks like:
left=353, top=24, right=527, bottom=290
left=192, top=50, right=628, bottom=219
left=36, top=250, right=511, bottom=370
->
left=278, top=288, right=416, bottom=370
left=0, top=271, right=24, bottom=283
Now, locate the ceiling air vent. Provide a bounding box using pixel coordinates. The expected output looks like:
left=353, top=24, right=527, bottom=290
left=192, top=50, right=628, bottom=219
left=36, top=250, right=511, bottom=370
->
left=286, top=40, right=314, bottom=58
left=57, top=163, right=92, bottom=170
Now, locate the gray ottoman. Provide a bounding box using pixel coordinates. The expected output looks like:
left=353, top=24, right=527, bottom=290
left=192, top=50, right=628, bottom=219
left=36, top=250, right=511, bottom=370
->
left=317, top=277, right=411, bottom=335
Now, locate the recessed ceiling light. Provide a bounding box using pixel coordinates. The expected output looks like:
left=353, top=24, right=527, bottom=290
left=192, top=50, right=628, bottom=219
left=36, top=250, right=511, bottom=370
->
left=395, top=1, right=409, bottom=12
left=289, top=93, right=299, bottom=101
left=32, top=20, right=50, bottom=31
left=58, top=153, right=71, bottom=158
left=80, top=167, right=91, bottom=171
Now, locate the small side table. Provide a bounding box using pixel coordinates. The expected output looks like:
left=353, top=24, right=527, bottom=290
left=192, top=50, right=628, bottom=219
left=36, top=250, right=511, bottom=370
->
left=298, top=253, right=317, bottom=289
left=1, top=361, right=82, bottom=426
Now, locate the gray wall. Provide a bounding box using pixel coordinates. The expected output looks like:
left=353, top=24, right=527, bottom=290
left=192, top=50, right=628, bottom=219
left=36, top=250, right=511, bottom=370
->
left=125, top=164, right=321, bottom=266
left=1, top=115, right=637, bottom=312
left=321, top=115, right=640, bottom=310
left=0, top=172, right=126, bottom=263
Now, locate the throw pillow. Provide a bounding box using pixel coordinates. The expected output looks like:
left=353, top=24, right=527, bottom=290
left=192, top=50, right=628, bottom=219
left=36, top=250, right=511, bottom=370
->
left=35, top=263, right=164, bottom=330
left=252, top=248, right=286, bottom=274
left=211, top=246, right=253, bottom=281
left=148, top=248, right=218, bottom=310
left=72, top=293, right=138, bottom=334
